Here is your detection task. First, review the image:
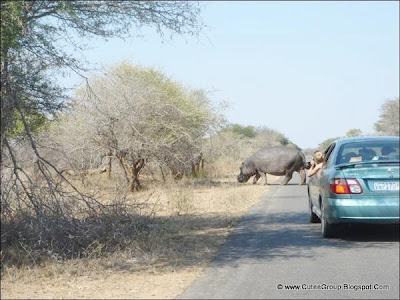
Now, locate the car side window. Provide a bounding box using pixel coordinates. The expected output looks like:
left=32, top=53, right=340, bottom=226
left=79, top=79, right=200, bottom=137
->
left=324, top=143, right=336, bottom=167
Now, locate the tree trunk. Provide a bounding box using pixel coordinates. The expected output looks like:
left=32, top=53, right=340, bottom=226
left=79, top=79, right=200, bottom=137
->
left=129, top=177, right=141, bottom=192
left=129, top=158, right=145, bottom=192
left=191, top=153, right=204, bottom=177
left=159, top=165, right=166, bottom=182
left=200, top=156, right=204, bottom=171
left=105, top=149, right=112, bottom=179
left=116, top=151, right=145, bottom=192
left=116, top=151, right=130, bottom=184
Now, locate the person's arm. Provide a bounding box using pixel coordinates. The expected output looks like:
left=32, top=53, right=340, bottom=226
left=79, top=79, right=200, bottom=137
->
left=307, top=161, right=316, bottom=178
left=307, top=162, right=323, bottom=177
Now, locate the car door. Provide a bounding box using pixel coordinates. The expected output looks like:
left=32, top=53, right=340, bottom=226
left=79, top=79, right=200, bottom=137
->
left=308, top=144, right=335, bottom=211
left=315, top=143, right=336, bottom=212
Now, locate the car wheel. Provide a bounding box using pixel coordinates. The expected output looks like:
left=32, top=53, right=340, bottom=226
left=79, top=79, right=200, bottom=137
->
left=309, top=198, right=320, bottom=223
left=321, top=202, right=337, bottom=238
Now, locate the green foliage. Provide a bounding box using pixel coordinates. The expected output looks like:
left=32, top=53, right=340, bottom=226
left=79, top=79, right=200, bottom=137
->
left=345, top=128, right=362, bottom=137
left=279, top=136, right=289, bottom=146
left=0, top=2, right=26, bottom=54
left=7, top=110, right=48, bottom=138
left=1, top=0, right=204, bottom=143
left=319, top=137, right=340, bottom=151
left=220, top=124, right=296, bottom=148
left=374, top=98, right=399, bottom=136
left=207, top=123, right=298, bottom=167
left=224, top=124, right=257, bottom=138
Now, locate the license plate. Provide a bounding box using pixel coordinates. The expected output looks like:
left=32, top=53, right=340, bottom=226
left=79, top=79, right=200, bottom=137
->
left=373, top=182, right=399, bottom=191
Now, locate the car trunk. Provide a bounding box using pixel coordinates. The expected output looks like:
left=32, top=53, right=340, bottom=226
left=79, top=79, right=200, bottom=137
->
left=341, top=165, right=399, bottom=197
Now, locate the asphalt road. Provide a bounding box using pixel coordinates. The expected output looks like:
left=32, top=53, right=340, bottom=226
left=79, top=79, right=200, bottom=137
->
left=180, top=173, right=399, bottom=299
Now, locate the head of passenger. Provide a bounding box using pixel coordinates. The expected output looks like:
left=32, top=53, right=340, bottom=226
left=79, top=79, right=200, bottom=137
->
left=313, top=151, right=324, bottom=164
left=381, top=146, right=395, bottom=156
left=358, top=148, right=376, bottom=160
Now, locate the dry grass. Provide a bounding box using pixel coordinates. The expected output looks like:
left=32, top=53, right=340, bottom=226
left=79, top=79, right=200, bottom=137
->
left=1, top=167, right=279, bottom=299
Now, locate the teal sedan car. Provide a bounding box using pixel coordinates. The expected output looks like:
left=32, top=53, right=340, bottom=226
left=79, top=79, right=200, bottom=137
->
left=307, top=136, right=399, bottom=238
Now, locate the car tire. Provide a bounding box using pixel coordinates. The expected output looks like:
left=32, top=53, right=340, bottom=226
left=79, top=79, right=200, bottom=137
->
left=321, top=202, right=337, bottom=238
left=309, top=198, right=320, bottom=223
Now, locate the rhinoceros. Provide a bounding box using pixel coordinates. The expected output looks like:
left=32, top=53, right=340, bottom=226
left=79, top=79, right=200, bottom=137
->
left=237, top=146, right=307, bottom=185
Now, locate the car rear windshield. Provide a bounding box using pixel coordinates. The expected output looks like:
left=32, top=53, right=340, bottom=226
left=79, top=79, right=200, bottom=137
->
left=336, top=141, right=399, bottom=165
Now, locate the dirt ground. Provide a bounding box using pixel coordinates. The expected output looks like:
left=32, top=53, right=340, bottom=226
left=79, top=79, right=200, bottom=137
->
left=2, top=269, right=203, bottom=299
left=1, top=176, right=279, bottom=299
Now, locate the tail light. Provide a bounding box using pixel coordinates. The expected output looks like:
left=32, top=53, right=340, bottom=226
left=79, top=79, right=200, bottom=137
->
left=330, top=178, right=363, bottom=194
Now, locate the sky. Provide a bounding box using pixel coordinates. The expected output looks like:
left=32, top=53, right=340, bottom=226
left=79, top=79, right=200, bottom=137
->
left=62, top=1, right=399, bottom=149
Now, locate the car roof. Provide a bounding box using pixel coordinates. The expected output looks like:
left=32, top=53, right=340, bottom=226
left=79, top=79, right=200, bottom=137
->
left=333, top=136, right=399, bottom=147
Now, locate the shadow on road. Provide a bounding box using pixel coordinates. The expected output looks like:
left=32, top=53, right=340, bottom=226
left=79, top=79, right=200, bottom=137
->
left=211, top=211, right=399, bottom=267
left=340, top=223, right=399, bottom=242
left=267, top=183, right=302, bottom=186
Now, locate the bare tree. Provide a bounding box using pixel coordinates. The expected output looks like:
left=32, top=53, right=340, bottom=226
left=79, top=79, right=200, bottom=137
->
left=1, top=1, right=205, bottom=265
left=48, top=63, right=223, bottom=191
left=2, top=1, right=205, bottom=148
left=1, top=1, right=205, bottom=195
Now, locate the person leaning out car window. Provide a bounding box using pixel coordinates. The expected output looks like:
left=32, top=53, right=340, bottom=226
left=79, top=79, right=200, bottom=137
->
left=308, top=151, right=324, bottom=178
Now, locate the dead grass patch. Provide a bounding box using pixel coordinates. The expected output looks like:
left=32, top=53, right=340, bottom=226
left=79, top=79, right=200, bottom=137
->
left=1, top=174, right=279, bottom=299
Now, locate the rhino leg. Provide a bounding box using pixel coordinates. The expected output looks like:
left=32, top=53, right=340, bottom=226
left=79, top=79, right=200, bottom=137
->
left=281, top=172, right=293, bottom=185
left=253, top=171, right=267, bottom=185
left=299, top=169, right=306, bottom=185
left=259, top=172, right=267, bottom=185
left=253, top=172, right=261, bottom=184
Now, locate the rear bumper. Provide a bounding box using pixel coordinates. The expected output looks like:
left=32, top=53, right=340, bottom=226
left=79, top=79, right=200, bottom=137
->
left=325, top=197, right=400, bottom=224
